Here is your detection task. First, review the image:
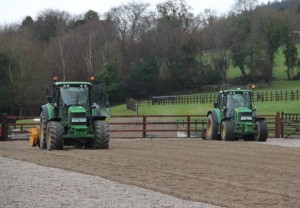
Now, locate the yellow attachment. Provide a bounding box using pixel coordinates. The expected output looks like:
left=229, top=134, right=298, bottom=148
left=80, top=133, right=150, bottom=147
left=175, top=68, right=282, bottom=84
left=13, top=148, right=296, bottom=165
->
left=29, top=127, right=39, bottom=147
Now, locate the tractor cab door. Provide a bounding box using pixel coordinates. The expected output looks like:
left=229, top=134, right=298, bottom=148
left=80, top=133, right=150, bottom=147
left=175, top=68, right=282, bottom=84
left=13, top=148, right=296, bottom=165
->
left=91, top=84, right=111, bottom=118
left=216, top=93, right=228, bottom=118
left=217, top=93, right=226, bottom=109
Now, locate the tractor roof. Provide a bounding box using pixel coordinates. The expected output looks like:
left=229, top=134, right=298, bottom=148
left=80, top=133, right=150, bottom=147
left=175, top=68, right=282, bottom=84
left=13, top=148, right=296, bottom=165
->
left=54, top=81, right=92, bottom=86
left=220, top=89, right=253, bottom=94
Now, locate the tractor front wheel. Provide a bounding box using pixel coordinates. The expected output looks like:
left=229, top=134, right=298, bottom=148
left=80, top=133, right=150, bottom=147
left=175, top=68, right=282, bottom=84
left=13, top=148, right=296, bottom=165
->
left=93, top=120, right=110, bottom=149
left=255, top=120, right=268, bottom=142
left=46, top=121, right=64, bottom=150
left=206, top=114, right=219, bottom=140
left=39, top=111, right=47, bottom=149
left=221, top=120, right=235, bottom=141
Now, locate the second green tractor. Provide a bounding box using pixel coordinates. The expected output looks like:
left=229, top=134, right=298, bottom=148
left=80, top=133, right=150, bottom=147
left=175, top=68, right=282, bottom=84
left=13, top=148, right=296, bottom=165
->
left=206, top=89, right=268, bottom=141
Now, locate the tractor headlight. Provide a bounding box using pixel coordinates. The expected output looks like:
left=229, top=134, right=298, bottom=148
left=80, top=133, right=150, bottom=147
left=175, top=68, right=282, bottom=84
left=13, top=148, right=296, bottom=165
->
left=240, top=116, right=252, bottom=121
left=72, top=118, right=87, bottom=123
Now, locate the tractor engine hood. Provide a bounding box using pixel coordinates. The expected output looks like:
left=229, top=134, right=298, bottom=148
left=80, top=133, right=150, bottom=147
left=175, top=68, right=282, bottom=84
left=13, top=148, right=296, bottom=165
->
left=235, top=107, right=253, bottom=121
left=68, top=106, right=87, bottom=124
left=234, top=107, right=252, bottom=113
left=68, top=106, right=86, bottom=114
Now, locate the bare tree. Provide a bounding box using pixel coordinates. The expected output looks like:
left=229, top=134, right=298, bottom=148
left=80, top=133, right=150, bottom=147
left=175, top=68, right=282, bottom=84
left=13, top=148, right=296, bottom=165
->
left=106, top=2, right=150, bottom=75
left=1, top=28, right=44, bottom=115
left=84, top=34, right=94, bottom=77
left=58, top=40, right=66, bottom=81
left=232, top=0, right=258, bottom=13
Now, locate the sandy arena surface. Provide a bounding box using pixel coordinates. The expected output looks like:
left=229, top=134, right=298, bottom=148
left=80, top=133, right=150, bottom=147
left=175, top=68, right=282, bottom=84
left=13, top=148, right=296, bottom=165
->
left=1, top=138, right=300, bottom=208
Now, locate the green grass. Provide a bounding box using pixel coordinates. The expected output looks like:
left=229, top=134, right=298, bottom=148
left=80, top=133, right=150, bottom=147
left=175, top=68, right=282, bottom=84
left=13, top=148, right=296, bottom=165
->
left=227, top=66, right=242, bottom=79
left=273, top=47, right=287, bottom=80
left=268, top=80, right=300, bottom=90
left=112, top=98, right=299, bottom=116
left=253, top=100, right=300, bottom=114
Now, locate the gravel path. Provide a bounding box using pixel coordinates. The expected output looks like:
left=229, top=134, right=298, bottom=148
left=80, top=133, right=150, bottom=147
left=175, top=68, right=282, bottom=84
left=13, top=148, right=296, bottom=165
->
left=0, top=156, right=218, bottom=208
left=262, top=138, right=300, bottom=147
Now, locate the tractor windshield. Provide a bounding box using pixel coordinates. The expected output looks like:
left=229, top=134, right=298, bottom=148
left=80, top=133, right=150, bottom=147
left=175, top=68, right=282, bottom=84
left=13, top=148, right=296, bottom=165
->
left=60, top=86, right=89, bottom=106
left=227, top=93, right=251, bottom=109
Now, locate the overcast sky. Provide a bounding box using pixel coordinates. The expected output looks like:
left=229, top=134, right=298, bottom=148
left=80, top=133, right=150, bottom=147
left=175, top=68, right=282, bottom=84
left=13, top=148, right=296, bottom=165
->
left=1, top=0, right=271, bottom=25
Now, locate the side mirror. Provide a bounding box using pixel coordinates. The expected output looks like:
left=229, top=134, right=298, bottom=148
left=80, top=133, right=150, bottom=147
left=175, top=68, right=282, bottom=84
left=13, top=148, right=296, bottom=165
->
left=47, top=96, right=52, bottom=103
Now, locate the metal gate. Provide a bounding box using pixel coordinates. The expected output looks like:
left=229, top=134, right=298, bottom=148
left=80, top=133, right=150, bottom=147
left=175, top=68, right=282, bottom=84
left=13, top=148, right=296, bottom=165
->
left=281, top=112, right=300, bottom=138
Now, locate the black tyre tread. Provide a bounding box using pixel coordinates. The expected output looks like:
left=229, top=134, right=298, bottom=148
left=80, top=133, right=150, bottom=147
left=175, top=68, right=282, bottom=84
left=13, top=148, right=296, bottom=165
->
left=39, top=112, right=47, bottom=149
left=206, top=114, right=218, bottom=140
left=93, top=120, right=110, bottom=149
left=256, top=120, right=268, bottom=142
left=221, top=120, right=235, bottom=141
left=46, top=121, right=64, bottom=150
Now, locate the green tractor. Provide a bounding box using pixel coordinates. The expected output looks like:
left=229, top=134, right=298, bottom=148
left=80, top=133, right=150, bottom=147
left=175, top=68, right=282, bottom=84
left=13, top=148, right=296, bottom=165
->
left=38, top=78, right=111, bottom=150
left=205, top=89, right=268, bottom=141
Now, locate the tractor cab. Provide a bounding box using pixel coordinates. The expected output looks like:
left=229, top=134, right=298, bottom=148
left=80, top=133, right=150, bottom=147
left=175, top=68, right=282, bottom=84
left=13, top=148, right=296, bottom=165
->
left=216, top=90, right=253, bottom=118
left=48, top=81, right=111, bottom=123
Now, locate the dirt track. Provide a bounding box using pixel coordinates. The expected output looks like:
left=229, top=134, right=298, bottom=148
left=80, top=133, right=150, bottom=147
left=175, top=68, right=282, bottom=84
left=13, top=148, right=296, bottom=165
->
left=1, top=138, right=300, bottom=208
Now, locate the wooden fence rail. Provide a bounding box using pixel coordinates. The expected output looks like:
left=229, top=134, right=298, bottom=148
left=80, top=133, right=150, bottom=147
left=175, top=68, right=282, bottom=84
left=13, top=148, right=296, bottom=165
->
left=2, top=114, right=282, bottom=139
left=148, top=89, right=300, bottom=105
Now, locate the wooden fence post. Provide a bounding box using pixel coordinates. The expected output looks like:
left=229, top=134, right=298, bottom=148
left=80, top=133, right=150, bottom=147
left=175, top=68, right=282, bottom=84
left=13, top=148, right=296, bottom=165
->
left=271, top=91, right=273, bottom=102
left=281, top=112, right=284, bottom=138
left=143, top=116, right=146, bottom=138
left=187, top=115, right=191, bottom=138
left=275, top=112, right=281, bottom=138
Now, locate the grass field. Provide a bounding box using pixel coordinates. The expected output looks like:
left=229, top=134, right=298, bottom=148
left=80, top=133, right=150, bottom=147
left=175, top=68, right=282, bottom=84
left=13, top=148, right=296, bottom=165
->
left=111, top=98, right=300, bottom=116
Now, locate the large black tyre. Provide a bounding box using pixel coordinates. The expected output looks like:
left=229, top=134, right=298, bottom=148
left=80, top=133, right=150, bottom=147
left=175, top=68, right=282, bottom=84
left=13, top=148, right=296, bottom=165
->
left=206, top=114, right=219, bottom=140
left=39, top=111, right=47, bottom=149
left=46, top=121, right=64, bottom=150
left=93, top=120, right=109, bottom=149
left=221, top=120, right=235, bottom=141
left=255, top=120, right=268, bottom=142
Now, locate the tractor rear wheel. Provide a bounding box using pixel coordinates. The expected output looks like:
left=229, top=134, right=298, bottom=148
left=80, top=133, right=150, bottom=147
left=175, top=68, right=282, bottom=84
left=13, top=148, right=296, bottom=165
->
left=46, top=121, right=64, bottom=150
left=255, top=120, right=268, bottom=142
left=93, top=120, right=109, bottom=149
left=206, top=114, right=219, bottom=140
left=221, top=120, right=235, bottom=141
left=39, top=111, right=47, bottom=149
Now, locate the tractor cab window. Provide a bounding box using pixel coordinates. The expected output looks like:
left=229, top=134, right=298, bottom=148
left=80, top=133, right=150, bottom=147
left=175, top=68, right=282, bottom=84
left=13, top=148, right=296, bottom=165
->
left=227, top=93, right=251, bottom=109
left=60, top=86, right=89, bottom=106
